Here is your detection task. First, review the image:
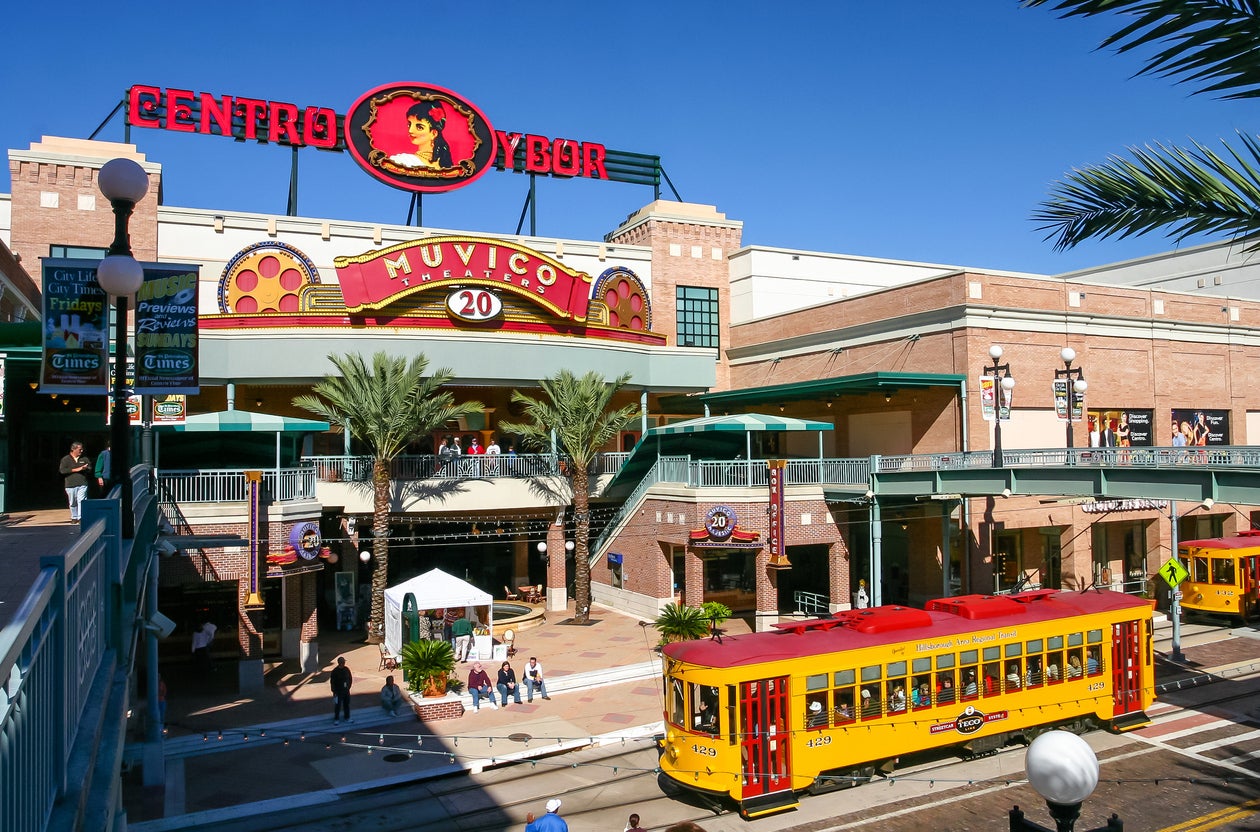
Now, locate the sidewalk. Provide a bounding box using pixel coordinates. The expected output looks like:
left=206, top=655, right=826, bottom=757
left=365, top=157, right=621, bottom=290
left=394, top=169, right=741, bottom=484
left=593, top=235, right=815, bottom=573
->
left=125, top=602, right=748, bottom=827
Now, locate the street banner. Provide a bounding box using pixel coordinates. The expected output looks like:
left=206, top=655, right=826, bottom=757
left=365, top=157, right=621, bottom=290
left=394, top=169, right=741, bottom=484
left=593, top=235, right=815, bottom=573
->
left=135, top=265, right=200, bottom=394
left=1052, top=379, right=1086, bottom=423
left=40, top=259, right=109, bottom=394
left=980, top=376, right=996, bottom=422
left=150, top=394, right=188, bottom=425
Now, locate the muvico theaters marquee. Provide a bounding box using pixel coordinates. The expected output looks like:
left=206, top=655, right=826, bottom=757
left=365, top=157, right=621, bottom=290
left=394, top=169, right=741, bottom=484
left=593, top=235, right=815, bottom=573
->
left=125, top=82, right=663, bottom=193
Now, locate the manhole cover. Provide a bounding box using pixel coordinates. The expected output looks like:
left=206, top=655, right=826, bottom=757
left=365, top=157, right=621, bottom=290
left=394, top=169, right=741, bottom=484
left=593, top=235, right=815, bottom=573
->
left=383, top=753, right=411, bottom=763
left=507, top=732, right=533, bottom=743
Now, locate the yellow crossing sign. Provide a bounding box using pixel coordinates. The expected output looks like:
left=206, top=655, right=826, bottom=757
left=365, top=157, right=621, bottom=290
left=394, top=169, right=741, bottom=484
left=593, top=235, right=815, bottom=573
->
left=1160, top=558, right=1189, bottom=588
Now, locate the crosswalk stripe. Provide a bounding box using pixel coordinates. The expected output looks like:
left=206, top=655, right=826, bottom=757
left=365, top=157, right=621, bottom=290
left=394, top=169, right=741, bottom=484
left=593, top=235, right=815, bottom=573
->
left=1157, top=797, right=1260, bottom=832
left=1184, top=727, right=1260, bottom=756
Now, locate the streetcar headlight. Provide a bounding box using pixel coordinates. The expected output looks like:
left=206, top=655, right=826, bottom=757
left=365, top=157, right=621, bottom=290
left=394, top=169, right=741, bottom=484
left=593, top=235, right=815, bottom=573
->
left=668, top=744, right=679, bottom=760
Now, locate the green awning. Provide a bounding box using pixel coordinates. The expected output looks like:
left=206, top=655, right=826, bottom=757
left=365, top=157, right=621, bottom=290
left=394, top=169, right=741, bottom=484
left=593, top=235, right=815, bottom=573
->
left=699, top=371, right=966, bottom=406
left=645, top=413, right=833, bottom=436
left=158, top=409, right=330, bottom=432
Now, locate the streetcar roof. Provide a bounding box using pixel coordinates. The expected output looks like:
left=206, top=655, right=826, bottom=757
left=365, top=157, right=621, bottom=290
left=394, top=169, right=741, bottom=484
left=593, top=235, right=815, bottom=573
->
left=1180, top=530, right=1260, bottom=551
left=662, top=589, right=1151, bottom=668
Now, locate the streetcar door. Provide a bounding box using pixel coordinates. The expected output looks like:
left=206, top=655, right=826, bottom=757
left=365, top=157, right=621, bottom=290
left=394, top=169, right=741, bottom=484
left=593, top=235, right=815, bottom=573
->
left=738, top=676, right=794, bottom=814
left=1111, top=620, right=1143, bottom=714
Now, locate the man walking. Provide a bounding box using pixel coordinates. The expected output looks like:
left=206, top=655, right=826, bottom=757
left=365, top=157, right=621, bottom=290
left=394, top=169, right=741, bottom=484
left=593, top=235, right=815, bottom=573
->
left=331, top=656, right=353, bottom=724
left=452, top=612, right=474, bottom=662
left=59, top=441, right=91, bottom=523
left=94, top=440, right=112, bottom=495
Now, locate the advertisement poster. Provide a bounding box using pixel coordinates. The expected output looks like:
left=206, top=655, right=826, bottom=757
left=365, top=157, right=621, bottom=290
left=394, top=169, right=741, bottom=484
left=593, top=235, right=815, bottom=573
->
left=151, top=394, right=188, bottom=426
left=1171, top=409, right=1230, bottom=445
left=40, top=259, right=109, bottom=394
left=135, top=265, right=200, bottom=395
left=1085, top=409, right=1153, bottom=447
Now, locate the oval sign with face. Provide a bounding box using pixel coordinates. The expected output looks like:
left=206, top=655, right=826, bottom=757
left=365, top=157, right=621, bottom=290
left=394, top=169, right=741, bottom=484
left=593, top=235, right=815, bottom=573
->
left=344, top=82, right=498, bottom=194
left=446, top=288, right=503, bottom=322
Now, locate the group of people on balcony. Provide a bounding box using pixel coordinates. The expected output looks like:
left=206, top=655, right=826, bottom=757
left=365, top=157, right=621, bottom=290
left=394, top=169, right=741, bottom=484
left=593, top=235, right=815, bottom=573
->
left=436, top=434, right=514, bottom=477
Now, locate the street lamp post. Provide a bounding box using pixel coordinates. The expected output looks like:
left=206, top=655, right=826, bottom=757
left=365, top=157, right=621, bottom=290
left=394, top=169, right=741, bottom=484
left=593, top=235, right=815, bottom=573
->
left=985, top=345, right=1016, bottom=468
left=1009, top=731, right=1123, bottom=832
left=96, top=158, right=150, bottom=539
left=1056, top=347, right=1088, bottom=450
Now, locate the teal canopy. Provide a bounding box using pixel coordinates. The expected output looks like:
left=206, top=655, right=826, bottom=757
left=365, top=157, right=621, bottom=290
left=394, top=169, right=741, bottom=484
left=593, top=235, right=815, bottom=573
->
left=603, top=413, right=833, bottom=502
left=158, top=410, right=330, bottom=433
left=644, top=413, right=833, bottom=437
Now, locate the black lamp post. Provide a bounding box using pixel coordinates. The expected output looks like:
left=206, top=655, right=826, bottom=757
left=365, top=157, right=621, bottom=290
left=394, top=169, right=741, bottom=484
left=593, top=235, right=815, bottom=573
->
left=1009, top=730, right=1122, bottom=832
left=985, top=345, right=1016, bottom=468
left=1056, top=347, right=1088, bottom=449
left=96, top=158, right=150, bottom=539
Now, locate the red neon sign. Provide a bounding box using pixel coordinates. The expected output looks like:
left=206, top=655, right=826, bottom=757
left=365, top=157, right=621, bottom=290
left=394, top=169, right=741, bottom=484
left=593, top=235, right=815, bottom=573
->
left=126, top=84, right=609, bottom=192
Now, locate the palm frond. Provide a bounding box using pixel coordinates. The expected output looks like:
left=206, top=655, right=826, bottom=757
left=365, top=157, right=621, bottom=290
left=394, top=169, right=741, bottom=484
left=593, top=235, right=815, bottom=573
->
left=1033, top=133, right=1260, bottom=249
left=1022, top=0, right=1260, bottom=99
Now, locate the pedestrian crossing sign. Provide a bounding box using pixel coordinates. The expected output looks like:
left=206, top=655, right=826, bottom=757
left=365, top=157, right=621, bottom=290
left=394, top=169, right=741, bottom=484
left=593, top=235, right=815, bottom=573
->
left=1160, top=559, right=1189, bottom=588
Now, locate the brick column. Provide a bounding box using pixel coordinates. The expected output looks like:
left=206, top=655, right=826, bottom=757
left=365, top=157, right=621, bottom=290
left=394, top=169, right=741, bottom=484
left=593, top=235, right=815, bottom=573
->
left=545, top=519, right=567, bottom=613
left=683, top=549, right=705, bottom=607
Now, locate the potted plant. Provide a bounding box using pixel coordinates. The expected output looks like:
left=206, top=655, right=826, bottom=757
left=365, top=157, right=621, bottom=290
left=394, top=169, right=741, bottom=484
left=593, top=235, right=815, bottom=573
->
left=652, top=602, right=711, bottom=646
left=399, top=639, right=456, bottom=697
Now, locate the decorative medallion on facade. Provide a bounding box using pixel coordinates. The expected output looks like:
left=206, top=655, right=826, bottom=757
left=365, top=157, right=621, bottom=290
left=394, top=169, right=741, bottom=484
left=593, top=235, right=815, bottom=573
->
left=689, top=505, right=760, bottom=548
left=344, top=83, right=497, bottom=194
left=218, top=242, right=321, bottom=314
left=589, top=267, right=651, bottom=333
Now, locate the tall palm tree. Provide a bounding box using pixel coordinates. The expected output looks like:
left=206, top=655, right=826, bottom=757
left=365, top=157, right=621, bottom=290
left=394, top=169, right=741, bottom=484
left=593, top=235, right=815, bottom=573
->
left=1023, top=1, right=1260, bottom=249
left=498, top=370, right=639, bottom=623
left=294, top=352, right=481, bottom=642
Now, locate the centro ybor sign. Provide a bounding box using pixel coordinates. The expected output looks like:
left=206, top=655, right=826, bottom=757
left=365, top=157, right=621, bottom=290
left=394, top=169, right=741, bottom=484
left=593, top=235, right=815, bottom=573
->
left=126, top=83, right=628, bottom=194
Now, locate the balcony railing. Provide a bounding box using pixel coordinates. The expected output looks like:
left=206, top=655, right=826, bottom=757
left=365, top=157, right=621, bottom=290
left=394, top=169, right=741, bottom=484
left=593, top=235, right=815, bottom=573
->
left=156, top=467, right=318, bottom=505
left=304, top=453, right=628, bottom=483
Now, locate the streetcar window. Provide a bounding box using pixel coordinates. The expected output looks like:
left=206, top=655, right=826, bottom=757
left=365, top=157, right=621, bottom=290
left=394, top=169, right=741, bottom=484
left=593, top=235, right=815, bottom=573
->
left=1026, top=656, right=1044, bottom=688
left=1046, top=650, right=1064, bottom=684
left=1192, top=556, right=1209, bottom=582
left=887, top=660, right=907, bottom=678
left=1086, top=646, right=1103, bottom=676
left=669, top=679, right=686, bottom=727
left=960, top=667, right=979, bottom=701
left=1212, top=558, right=1235, bottom=585
left=1026, top=639, right=1043, bottom=653
left=935, top=653, right=955, bottom=669
left=983, top=646, right=1000, bottom=662
left=693, top=684, right=719, bottom=735
left=981, top=661, right=1001, bottom=696
left=834, top=669, right=855, bottom=686
left=1048, top=635, right=1064, bottom=650
left=861, top=665, right=882, bottom=683
left=1087, top=629, right=1103, bottom=644
left=912, top=658, right=931, bottom=675
left=911, top=675, right=932, bottom=709
left=887, top=680, right=907, bottom=713
left=834, top=689, right=855, bottom=724
left=805, top=694, right=829, bottom=729
left=936, top=671, right=956, bottom=703
left=960, top=649, right=978, bottom=665
left=805, top=674, right=828, bottom=691
left=1005, top=660, right=1023, bottom=693
left=1068, top=632, right=1084, bottom=647
left=860, top=686, right=881, bottom=718
left=1004, top=643, right=1023, bottom=658
left=1066, top=648, right=1084, bottom=678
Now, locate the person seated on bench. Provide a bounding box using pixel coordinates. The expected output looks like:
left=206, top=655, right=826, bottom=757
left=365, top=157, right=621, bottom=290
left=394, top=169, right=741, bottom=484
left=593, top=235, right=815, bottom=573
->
left=524, top=656, right=551, bottom=701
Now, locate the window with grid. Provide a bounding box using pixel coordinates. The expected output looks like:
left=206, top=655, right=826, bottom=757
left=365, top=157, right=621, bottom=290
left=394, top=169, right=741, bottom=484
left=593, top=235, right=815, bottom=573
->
left=675, top=286, right=719, bottom=349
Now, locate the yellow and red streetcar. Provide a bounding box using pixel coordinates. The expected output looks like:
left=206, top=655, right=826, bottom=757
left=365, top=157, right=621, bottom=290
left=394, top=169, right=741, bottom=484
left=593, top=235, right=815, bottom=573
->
left=1179, top=529, right=1260, bottom=622
left=659, top=589, right=1154, bottom=818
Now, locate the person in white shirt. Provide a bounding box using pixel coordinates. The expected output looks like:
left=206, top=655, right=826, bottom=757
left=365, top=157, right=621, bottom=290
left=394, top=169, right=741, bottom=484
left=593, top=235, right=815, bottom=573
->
left=524, top=656, right=551, bottom=701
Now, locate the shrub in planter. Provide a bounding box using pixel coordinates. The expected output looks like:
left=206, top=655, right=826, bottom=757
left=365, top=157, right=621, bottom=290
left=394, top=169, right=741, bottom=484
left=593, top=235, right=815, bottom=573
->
left=653, top=602, right=711, bottom=645
left=399, top=639, right=456, bottom=697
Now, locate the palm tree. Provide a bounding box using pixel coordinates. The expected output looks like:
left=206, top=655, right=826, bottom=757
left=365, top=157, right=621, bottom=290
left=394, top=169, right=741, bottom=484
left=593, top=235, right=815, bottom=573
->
left=1023, top=1, right=1260, bottom=249
left=498, top=370, right=639, bottom=623
left=294, top=352, right=482, bottom=642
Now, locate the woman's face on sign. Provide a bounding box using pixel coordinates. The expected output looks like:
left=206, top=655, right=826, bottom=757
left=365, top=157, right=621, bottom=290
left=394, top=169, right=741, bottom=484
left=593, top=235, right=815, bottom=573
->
left=407, top=116, right=437, bottom=153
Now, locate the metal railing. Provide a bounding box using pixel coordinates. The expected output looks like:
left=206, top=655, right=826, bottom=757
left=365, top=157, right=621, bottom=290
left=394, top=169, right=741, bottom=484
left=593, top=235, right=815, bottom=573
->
left=793, top=590, right=831, bottom=616
left=303, top=452, right=628, bottom=483
left=875, top=445, right=1260, bottom=472
left=2, top=469, right=159, bottom=832
left=155, top=467, right=318, bottom=504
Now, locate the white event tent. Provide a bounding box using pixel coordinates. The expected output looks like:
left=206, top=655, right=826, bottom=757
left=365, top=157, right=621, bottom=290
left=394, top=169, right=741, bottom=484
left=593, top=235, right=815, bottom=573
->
left=383, top=568, right=493, bottom=659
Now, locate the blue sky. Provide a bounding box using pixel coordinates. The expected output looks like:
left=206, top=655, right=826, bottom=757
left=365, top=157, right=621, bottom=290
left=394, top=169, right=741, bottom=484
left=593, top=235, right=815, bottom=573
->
left=1, top=1, right=1247, bottom=275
